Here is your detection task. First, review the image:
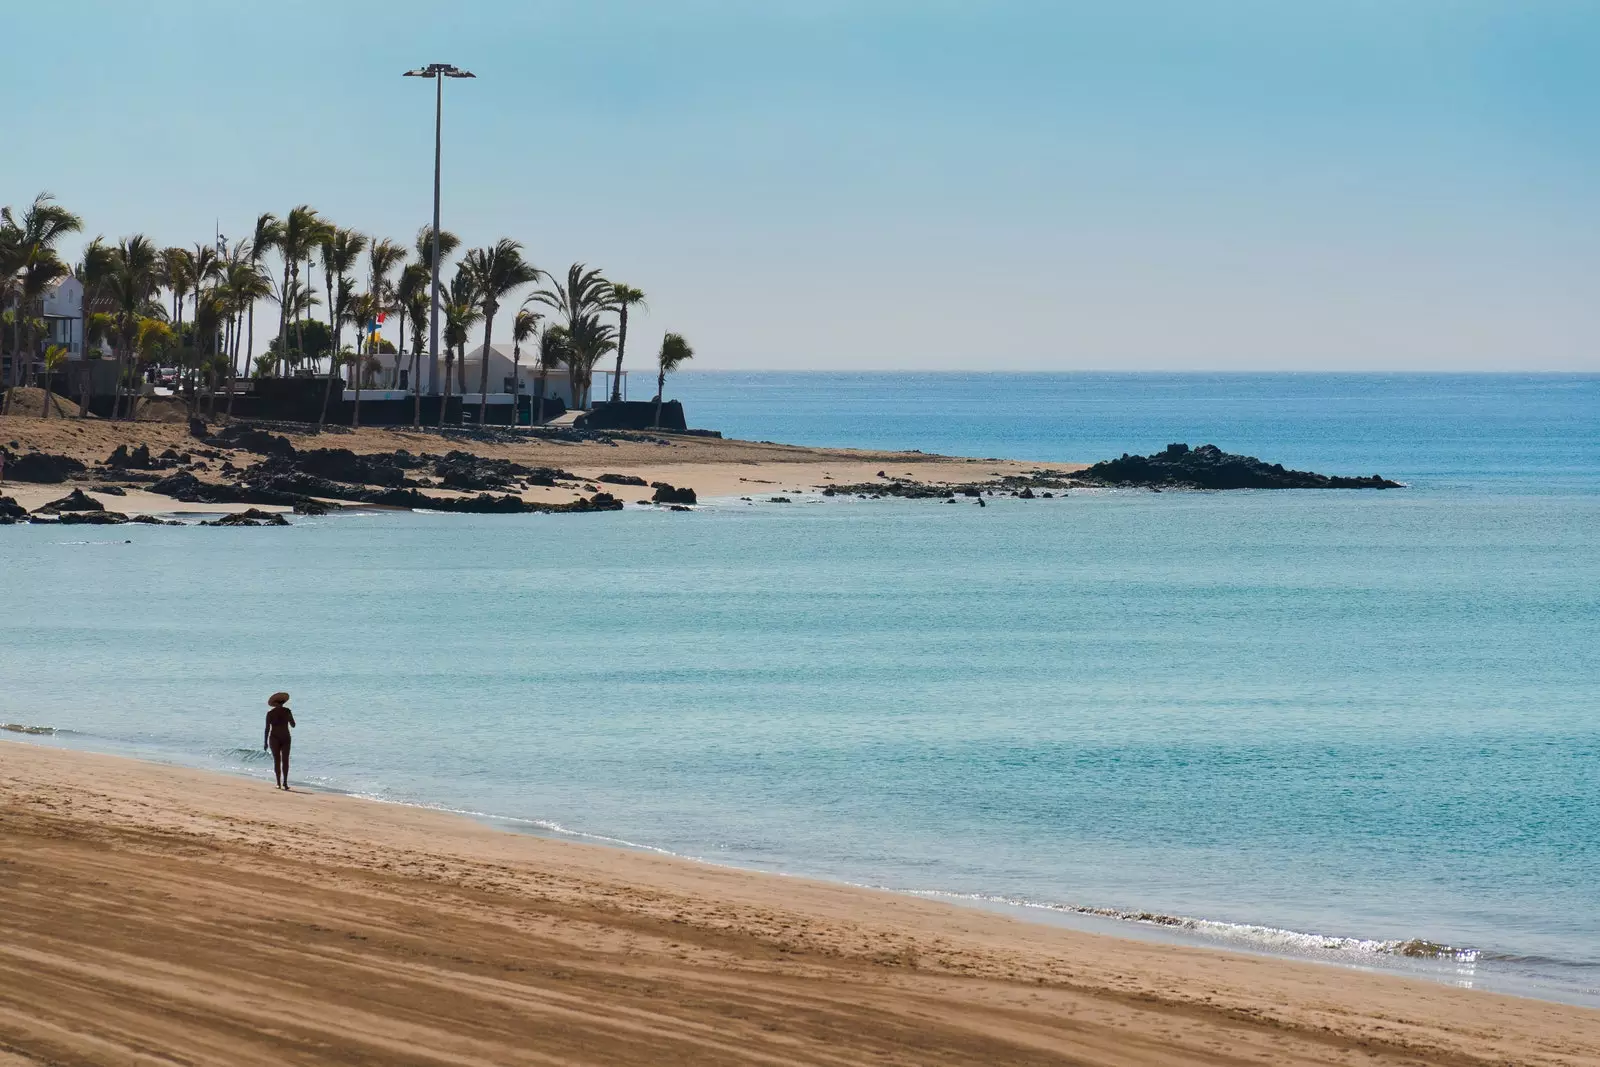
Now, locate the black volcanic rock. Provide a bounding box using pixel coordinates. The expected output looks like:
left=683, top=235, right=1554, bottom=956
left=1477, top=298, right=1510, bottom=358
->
left=204, top=423, right=298, bottom=458
left=0, top=494, right=27, bottom=524
left=202, top=508, right=291, bottom=527
left=106, top=443, right=159, bottom=469
left=4, top=450, right=86, bottom=483
left=1069, top=443, right=1401, bottom=490
left=34, top=488, right=106, bottom=513
left=651, top=482, right=697, bottom=505
left=55, top=510, right=130, bottom=525
left=290, top=448, right=409, bottom=487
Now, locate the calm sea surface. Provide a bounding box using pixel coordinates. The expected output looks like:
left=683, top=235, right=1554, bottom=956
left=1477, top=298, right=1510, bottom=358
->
left=4, top=373, right=1598, bottom=1004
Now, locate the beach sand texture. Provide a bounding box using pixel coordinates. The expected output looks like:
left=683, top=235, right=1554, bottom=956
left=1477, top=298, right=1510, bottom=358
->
left=0, top=415, right=1065, bottom=513
left=3, top=744, right=1598, bottom=1066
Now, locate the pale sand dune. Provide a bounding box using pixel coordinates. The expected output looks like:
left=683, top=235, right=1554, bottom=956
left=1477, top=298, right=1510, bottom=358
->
left=3, top=743, right=1597, bottom=1066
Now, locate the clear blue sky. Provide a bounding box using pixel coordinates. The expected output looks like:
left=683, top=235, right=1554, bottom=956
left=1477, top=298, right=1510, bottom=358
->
left=4, top=1, right=1596, bottom=370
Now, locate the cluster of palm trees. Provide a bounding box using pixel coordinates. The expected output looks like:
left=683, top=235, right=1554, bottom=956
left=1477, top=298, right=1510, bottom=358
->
left=2, top=191, right=696, bottom=427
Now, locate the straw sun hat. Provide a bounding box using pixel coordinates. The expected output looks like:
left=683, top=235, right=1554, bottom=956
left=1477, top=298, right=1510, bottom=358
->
left=268, top=692, right=291, bottom=706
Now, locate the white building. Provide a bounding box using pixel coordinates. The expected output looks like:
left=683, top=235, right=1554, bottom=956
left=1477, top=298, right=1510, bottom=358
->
left=39, top=276, right=85, bottom=357
left=367, top=343, right=619, bottom=409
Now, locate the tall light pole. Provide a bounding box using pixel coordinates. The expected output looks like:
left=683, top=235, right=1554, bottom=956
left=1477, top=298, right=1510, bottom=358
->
left=403, top=63, right=475, bottom=399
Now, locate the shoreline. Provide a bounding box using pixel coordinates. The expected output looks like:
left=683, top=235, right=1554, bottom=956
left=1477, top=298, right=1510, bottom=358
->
left=5, top=740, right=1599, bottom=1065
left=2, top=728, right=1572, bottom=1008
left=0, top=413, right=1076, bottom=518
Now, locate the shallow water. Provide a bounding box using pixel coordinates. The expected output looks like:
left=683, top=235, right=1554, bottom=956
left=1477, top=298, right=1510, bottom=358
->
left=3, top=373, right=1597, bottom=1004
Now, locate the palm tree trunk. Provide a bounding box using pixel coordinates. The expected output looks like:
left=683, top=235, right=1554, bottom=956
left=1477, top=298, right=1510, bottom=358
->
left=511, top=346, right=522, bottom=428
left=437, top=349, right=453, bottom=427
left=226, top=305, right=243, bottom=418
left=610, top=307, right=628, bottom=403
left=475, top=310, right=494, bottom=425
left=536, top=370, right=547, bottom=426
left=352, top=333, right=364, bottom=429
left=653, top=367, right=666, bottom=428
left=411, top=338, right=422, bottom=428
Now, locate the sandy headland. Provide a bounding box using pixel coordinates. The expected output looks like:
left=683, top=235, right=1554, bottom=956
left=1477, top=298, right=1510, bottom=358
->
left=2, top=742, right=1597, bottom=1066
left=0, top=414, right=1070, bottom=516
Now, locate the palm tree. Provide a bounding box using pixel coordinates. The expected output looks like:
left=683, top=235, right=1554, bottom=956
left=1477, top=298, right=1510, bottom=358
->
left=354, top=238, right=406, bottom=427
left=185, top=243, right=221, bottom=405
left=653, top=332, right=694, bottom=428
left=221, top=257, right=271, bottom=417
left=402, top=282, right=430, bottom=427
left=316, top=227, right=366, bottom=429
left=160, top=247, right=195, bottom=346
left=270, top=275, right=320, bottom=375
left=395, top=261, right=426, bottom=389
left=105, top=235, right=161, bottom=419
left=524, top=265, right=611, bottom=406
left=414, top=224, right=460, bottom=399
left=72, top=238, right=115, bottom=416
left=463, top=239, right=541, bottom=425
left=438, top=266, right=482, bottom=427
left=245, top=213, right=282, bottom=384
left=535, top=323, right=570, bottom=425
left=606, top=283, right=646, bottom=403
left=41, top=345, right=69, bottom=418
left=510, top=306, right=542, bottom=427
left=275, top=206, right=325, bottom=379
left=0, top=193, right=82, bottom=411
left=565, top=313, right=616, bottom=410
left=0, top=221, right=22, bottom=395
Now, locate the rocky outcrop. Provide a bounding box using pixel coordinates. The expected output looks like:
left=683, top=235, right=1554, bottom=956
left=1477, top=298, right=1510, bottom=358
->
left=201, top=509, right=291, bottom=527
left=651, top=482, right=697, bottom=505
left=0, top=495, right=27, bottom=524
left=1068, top=443, right=1401, bottom=490
left=3, top=450, right=87, bottom=483
left=289, top=449, right=412, bottom=488
left=150, top=471, right=302, bottom=507
left=202, top=423, right=298, bottom=458
left=33, top=488, right=107, bottom=514
left=105, top=444, right=161, bottom=469
left=53, top=511, right=129, bottom=525
left=598, top=473, right=648, bottom=486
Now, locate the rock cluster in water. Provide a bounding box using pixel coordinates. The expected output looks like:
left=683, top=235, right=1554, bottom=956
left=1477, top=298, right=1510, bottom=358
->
left=1068, top=443, right=1401, bottom=490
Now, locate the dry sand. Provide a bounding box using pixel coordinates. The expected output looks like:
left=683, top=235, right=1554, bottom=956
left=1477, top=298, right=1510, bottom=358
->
left=0, top=412, right=1068, bottom=512
left=2, top=742, right=1597, bottom=1066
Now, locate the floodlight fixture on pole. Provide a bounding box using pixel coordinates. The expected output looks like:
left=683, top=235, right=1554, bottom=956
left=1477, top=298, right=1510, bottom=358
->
left=403, top=63, right=476, bottom=399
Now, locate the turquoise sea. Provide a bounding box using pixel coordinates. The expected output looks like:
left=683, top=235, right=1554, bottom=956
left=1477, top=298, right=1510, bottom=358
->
left=3, top=373, right=1598, bottom=1004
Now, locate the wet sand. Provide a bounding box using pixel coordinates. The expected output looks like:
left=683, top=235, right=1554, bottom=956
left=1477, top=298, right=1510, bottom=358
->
left=3, top=742, right=1598, bottom=1066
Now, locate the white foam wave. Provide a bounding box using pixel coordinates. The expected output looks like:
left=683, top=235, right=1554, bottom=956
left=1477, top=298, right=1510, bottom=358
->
left=890, top=888, right=1479, bottom=962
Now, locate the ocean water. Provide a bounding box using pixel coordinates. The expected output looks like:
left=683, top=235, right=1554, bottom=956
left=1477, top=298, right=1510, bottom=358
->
left=3, top=372, right=1598, bottom=1005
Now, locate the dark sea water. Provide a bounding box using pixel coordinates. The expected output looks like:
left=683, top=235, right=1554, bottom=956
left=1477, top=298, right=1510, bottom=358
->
left=3, top=372, right=1597, bottom=1004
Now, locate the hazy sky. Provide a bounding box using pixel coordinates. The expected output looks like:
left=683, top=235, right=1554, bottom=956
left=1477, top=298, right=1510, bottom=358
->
left=3, top=1, right=1596, bottom=370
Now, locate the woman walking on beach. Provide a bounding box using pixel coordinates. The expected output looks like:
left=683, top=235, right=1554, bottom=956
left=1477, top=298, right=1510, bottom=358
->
left=264, top=692, right=296, bottom=790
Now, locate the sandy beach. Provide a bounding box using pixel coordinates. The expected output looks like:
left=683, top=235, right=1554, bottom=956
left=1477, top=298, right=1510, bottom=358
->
left=0, top=415, right=1067, bottom=514
left=3, top=742, right=1597, bottom=1066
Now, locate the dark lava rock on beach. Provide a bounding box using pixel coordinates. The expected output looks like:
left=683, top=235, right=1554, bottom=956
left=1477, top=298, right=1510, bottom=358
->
left=202, top=508, right=291, bottom=527
left=204, top=423, right=298, bottom=458
left=651, top=482, right=697, bottom=505
left=598, top=472, right=648, bottom=486
left=105, top=443, right=160, bottom=469
left=291, top=448, right=410, bottom=487
left=4, top=450, right=87, bottom=484
left=34, top=488, right=107, bottom=513
left=150, top=470, right=303, bottom=507
left=1069, top=443, right=1402, bottom=490
left=0, top=494, right=27, bottom=524
left=54, top=511, right=130, bottom=525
